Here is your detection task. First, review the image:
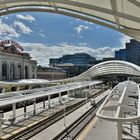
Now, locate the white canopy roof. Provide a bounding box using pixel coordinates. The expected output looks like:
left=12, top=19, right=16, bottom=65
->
left=54, top=60, right=140, bottom=82
left=0, top=79, right=49, bottom=87
left=0, top=80, right=102, bottom=107
left=0, top=0, right=140, bottom=41
left=96, top=80, right=140, bottom=122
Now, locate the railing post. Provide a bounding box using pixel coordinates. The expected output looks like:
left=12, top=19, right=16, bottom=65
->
left=117, top=121, right=122, bottom=140
left=33, top=99, right=36, bottom=115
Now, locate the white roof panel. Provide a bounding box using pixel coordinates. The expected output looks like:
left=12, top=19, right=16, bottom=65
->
left=0, top=81, right=102, bottom=107
left=0, top=0, right=140, bottom=41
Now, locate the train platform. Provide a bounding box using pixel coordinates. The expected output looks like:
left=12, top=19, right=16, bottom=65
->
left=0, top=97, right=83, bottom=140
left=77, top=116, right=117, bottom=140
left=78, top=81, right=140, bottom=140
left=0, top=88, right=104, bottom=140
left=80, top=116, right=139, bottom=140
left=29, top=90, right=109, bottom=140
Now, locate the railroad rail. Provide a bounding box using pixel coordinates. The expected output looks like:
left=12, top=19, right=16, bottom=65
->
left=9, top=89, right=106, bottom=140
left=53, top=95, right=107, bottom=140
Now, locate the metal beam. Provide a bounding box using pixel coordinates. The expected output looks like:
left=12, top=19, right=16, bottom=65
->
left=110, top=0, right=120, bottom=28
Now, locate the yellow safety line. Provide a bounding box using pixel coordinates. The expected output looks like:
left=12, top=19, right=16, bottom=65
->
left=77, top=117, right=98, bottom=140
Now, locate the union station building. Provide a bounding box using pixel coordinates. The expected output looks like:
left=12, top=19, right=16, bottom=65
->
left=0, top=40, right=37, bottom=81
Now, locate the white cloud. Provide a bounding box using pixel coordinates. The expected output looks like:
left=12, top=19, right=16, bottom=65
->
left=76, top=18, right=81, bottom=21
left=96, top=26, right=100, bottom=29
left=74, top=25, right=92, bottom=35
left=1, top=16, right=9, bottom=20
left=16, top=14, right=35, bottom=22
left=78, top=43, right=88, bottom=46
left=38, top=33, right=46, bottom=38
left=84, top=21, right=93, bottom=25
left=21, top=42, right=117, bottom=66
left=13, top=21, right=32, bottom=34
left=120, top=34, right=131, bottom=48
left=70, top=21, right=74, bottom=24
left=0, top=19, right=20, bottom=38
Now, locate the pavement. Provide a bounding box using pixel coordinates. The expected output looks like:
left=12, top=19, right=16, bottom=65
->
left=78, top=116, right=117, bottom=140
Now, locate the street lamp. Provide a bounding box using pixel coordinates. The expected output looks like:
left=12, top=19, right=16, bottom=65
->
left=86, top=89, right=88, bottom=109
left=63, top=105, right=67, bottom=129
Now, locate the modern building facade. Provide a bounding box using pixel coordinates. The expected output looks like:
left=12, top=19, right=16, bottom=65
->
left=115, top=39, right=140, bottom=66
left=50, top=53, right=96, bottom=66
left=0, top=40, right=37, bottom=81
left=115, top=49, right=127, bottom=61
left=37, top=65, right=66, bottom=80
left=49, top=53, right=96, bottom=77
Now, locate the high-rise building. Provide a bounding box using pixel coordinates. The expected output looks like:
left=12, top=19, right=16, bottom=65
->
left=115, top=39, right=140, bottom=66
left=115, top=49, right=127, bottom=61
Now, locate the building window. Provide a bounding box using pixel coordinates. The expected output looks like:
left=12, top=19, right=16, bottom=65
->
left=18, top=65, right=22, bottom=79
left=10, top=64, right=15, bottom=80
left=32, top=66, right=35, bottom=72
left=2, top=63, right=7, bottom=80
left=25, top=65, right=29, bottom=79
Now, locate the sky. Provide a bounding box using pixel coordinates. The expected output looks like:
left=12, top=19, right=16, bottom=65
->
left=0, top=12, right=131, bottom=66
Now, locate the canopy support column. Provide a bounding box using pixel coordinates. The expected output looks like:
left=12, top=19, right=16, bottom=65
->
left=43, top=98, right=46, bottom=110
left=59, top=92, right=62, bottom=103
left=12, top=103, right=16, bottom=120
left=67, top=91, right=70, bottom=101
left=48, top=95, right=51, bottom=108
left=33, top=99, right=36, bottom=115
left=24, top=101, right=27, bottom=118
left=0, top=120, right=2, bottom=136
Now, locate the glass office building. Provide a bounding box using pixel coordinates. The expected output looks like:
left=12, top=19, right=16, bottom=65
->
left=115, top=39, right=140, bottom=66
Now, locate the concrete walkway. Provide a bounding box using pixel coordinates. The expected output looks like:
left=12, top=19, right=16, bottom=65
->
left=78, top=116, right=117, bottom=140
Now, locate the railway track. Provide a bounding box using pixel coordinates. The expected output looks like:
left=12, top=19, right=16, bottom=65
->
left=53, top=96, right=106, bottom=140
left=10, top=89, right=106, bottom=140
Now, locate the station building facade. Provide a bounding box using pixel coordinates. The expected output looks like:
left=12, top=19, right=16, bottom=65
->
left=37, top=65, right=66, bottom=80
left=0, top=40, right=37, bottom=81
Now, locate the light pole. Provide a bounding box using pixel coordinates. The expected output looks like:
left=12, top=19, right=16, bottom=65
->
left=86, top=89, right=88, bottom=109
left=63, top=105, right=67, bottom=129
left=63, top=102, right=71, bottom=138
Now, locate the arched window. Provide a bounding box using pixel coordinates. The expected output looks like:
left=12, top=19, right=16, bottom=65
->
left=2, top=63, right=7, bottom=80
left=18, top=65, right=22, bottom=79
left=25, top=66, right=29, bottom=79
left=32, top=66, right=35, bottom=72
left=10, top=64, right=15, bottom=80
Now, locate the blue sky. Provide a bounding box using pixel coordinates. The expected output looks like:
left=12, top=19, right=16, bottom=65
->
left=0, top=12, right=131, bottom=66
